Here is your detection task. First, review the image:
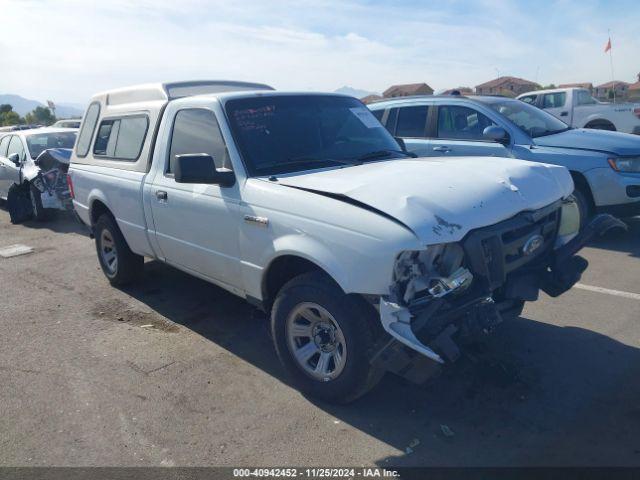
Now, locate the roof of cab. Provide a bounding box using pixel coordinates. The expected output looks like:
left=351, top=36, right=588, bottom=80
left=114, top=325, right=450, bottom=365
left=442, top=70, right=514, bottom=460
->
left=12, top=127, right=78, bottom=137
left=366, top=94, right=518, bottom=109
left=93, top=80, right=274, bottom=106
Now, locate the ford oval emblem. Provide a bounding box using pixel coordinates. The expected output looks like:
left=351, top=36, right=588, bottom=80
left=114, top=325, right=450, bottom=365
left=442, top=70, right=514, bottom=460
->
left=523, top=234, right=544, bottom=256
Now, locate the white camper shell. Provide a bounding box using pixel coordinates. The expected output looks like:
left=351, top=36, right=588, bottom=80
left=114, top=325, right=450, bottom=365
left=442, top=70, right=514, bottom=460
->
left=73, top=80, right=273, bottom=173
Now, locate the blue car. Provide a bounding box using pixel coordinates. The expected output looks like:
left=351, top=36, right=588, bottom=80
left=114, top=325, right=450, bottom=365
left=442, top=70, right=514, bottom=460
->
left=368, top=95, right=640, bottom=222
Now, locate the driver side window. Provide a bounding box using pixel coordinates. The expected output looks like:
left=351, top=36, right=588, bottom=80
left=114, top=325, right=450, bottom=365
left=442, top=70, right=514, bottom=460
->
left=0, top=136, right=10, bottom=157
left=577, top=90, right=597, bottom=105
left=7, top=136, right=25, bottom=162
left=167, top=108, right=230, bottom=174
left=437, top=105, right=496, bottom=140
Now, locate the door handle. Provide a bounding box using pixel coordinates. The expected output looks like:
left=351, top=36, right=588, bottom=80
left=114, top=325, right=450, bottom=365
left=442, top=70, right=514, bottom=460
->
left=433, top=146, right=451, bottom=153
left=560, top=111, right=568, bottom=117
left=156, top=190, right=168, bottom=201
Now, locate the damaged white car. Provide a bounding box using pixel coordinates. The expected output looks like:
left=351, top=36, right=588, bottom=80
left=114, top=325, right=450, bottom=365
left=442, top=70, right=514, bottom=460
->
left=69, top=83, right=623, bottom=403
left=0, top=128, right=77, bottom=223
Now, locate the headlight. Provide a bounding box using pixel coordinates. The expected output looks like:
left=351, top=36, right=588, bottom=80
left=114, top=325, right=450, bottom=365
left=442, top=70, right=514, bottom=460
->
left=608, top=157, right=640, bottom=173
left=556, top=196, right=580, bottom=246
left=392, top=244, right=472, bottom=304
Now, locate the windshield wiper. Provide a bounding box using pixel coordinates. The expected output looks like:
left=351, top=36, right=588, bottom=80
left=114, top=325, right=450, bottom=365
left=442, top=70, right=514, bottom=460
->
left=287, top=156, right=360, bottom=166
left=532, top=127, right=571, bottom=138
left=259, top=156, right=360, bottom=170
left=354, top=149, right=417, bottom=161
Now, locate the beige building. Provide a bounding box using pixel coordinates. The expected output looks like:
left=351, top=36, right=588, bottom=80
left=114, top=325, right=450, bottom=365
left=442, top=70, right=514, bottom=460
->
left=360, top=94, right=383, bottom=104
left=475, top=76, right=539, bottom=97
left=594, top=81, right=629, bottom=101
left=383, top=83, right=433, bottom=98
left=628, top=74, right=640, bottom=102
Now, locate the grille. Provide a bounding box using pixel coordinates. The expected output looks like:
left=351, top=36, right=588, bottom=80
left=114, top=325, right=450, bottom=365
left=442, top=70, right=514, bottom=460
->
left=462, top=201, right=561, bottom=291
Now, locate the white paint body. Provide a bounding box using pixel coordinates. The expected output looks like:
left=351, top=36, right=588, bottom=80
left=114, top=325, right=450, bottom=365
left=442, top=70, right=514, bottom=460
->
left=70, top=87, right=574, bottom=304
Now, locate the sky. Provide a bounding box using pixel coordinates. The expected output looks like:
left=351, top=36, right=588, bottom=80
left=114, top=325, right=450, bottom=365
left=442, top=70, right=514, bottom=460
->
left=1, top=0, right=639, bottom=105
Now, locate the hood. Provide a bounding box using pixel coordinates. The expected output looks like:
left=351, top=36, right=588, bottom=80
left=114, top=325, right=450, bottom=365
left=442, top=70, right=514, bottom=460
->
left=534, top=128, right=640, bottom=156
left=276, top=157, right=573, bottom=244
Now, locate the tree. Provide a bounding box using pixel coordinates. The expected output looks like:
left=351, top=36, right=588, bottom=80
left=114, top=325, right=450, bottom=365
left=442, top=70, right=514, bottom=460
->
left=0, top=104, right=25, bottom=126
left=24, top=106, right=56, bottom=126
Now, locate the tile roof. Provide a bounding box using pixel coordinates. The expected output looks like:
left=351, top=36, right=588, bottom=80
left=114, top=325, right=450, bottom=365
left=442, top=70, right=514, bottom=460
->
left=475, top=76, right=538, bottom=89
left=383, top=83, right=433, bottom=97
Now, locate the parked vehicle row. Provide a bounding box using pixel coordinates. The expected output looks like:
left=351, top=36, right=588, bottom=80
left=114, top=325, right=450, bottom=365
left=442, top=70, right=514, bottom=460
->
left=368, top=95, right=640, bottom=222
left=67, top=80, right=624, bottom=403
left=517, top=87, right=640, bottom=135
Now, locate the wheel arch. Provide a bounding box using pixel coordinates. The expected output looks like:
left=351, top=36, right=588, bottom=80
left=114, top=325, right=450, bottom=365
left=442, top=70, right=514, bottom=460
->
left=89, top=198, right=113, bottom=227
left=570, top=170, right=596, bottom=210
left=583, top=117, right=616, bottom=131
left=261, top=254, right=341, bottom=311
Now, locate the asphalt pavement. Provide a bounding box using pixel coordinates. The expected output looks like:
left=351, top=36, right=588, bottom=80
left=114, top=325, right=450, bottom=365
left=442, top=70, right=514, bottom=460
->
left=0, top=208, right=638, bottom=467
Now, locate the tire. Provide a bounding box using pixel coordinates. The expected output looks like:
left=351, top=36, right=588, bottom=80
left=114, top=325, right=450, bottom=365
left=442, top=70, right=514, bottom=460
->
left=572, top=188, right=591, bottom=230
left=271, top=271, right=382, bottom=404
left=498, top=299, right=525, bottom=321
left=94, top=213, right=144, bottom=286
left=584, top=120, right=616, bottom=131
left=29, top=183, right=51, bottom=221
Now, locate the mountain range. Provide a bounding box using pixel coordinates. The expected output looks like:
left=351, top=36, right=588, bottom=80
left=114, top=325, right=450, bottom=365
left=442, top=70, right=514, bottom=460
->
left=0, top=94, right=84, bottom=119
left=333, top=86, right=379, bottom=99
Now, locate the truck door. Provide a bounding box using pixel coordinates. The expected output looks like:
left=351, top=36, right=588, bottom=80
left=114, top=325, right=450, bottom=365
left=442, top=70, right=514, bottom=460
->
left=0, top=136, right=26, bottom=197
left=541, top=91, right=572, bottom=124
left=147, top=107, right=243, bottom=290
left=429, top=105, right=511, bottom=158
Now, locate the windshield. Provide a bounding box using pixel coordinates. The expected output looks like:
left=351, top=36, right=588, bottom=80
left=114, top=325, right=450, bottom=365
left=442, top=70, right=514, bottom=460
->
left=26, top=132, right=77, bottom=158
left=477, top=98, right=569, bottom=138
left=225, top=95, right=404, bottom=176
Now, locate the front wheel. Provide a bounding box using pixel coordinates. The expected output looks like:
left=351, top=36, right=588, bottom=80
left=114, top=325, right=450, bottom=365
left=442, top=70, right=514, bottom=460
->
left=94, top=213, right=144, bottom=286
left=271, top=272, right=382, bottom=404
left=572, top=188, right=591, bottom=230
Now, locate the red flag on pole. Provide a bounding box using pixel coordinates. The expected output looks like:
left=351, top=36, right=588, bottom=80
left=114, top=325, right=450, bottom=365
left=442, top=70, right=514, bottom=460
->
left=604, top=37, right=611, bottom=53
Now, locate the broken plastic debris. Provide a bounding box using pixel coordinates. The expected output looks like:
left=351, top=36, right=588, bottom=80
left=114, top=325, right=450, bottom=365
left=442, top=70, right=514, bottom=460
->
left=440, top=424, right=454, bottom=437
left=0, top=244, right=34, bottom=258
left=140, top=324, right=154, bottom=328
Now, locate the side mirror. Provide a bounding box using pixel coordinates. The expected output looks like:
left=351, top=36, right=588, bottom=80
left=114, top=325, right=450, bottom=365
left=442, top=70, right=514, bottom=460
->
left=394, top=137, right=418, bottom=158
left=8, top=153, right=20, bottom=165
left=395, top=137, right=407, bottom=151
left=483, top=125, right=509, bottom=144
left=174, top=154, right=235, bottom=187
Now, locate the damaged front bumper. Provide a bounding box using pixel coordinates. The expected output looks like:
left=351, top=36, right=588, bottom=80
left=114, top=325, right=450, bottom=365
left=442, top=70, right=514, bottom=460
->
left=375, top=212, right=626, bottom=377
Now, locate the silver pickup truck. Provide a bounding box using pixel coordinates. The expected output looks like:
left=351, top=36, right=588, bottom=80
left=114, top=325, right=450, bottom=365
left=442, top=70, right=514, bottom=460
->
left=69, top=80, right=622, bottom=403
left=518, top=87, right=640, bottom=135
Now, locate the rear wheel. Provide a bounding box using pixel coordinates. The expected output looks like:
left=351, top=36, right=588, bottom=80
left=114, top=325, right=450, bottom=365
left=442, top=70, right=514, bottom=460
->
left=94, top=213, right=143, bottom=286
left=271, top=271, right=382, bottom=404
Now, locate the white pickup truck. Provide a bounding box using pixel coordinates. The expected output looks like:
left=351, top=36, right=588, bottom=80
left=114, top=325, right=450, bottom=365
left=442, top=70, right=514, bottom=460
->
left=518, top=87, right=640, bottom=135
left=69, top=81, right=621, bottom=403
